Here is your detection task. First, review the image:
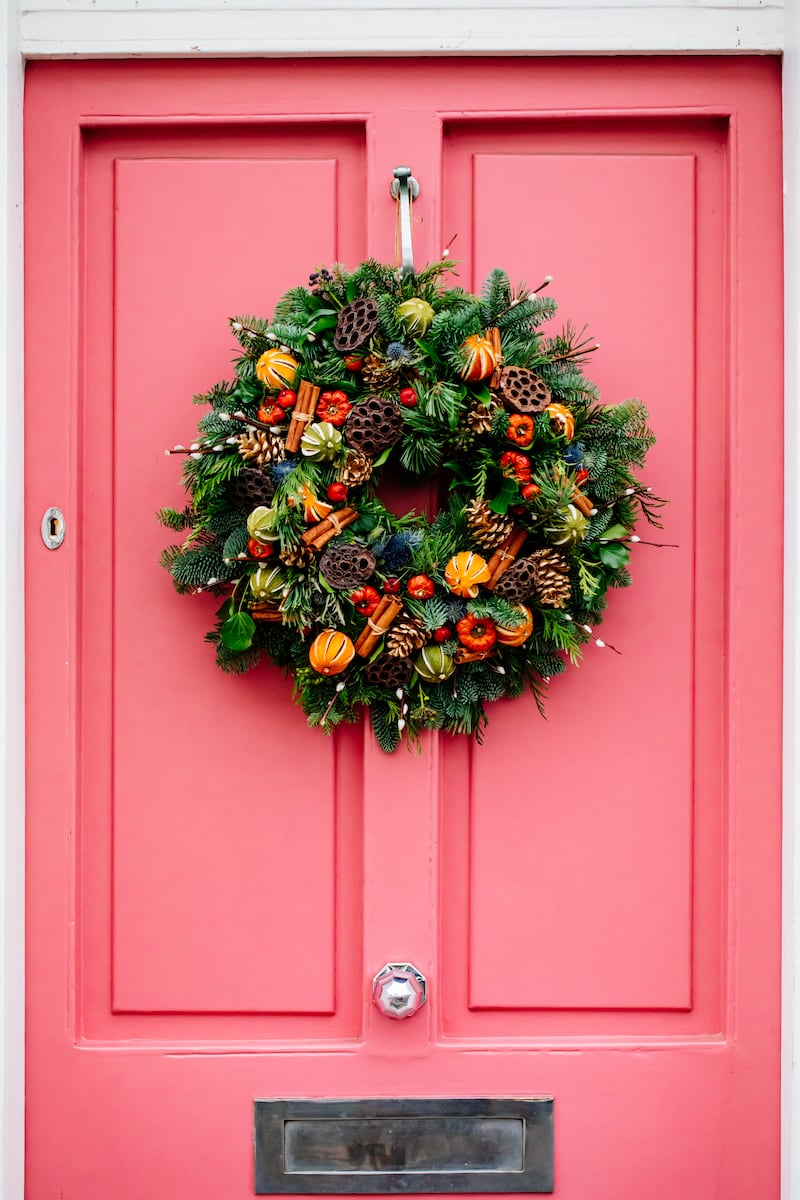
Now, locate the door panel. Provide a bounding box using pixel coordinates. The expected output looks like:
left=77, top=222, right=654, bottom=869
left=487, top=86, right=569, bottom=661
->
left=25, top=58, right=782, bottom=1199
left=441, top=119, right=722, bottom=1027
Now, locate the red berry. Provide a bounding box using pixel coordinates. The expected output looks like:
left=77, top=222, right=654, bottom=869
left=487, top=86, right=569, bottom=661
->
left=344, top=355, right=364, bottom=371
left=399, top=387, right=418, bottom=407
left=433, top=626, right=451, bottom=644
left=276, top=388, right=297, bottom=409
left=326, top=482, right=348, bottom=503
left=247, top=538, right=274, bottom=559
left=382, top=578, right=401, bottom=594
left=520, top=483, right=541, bottom=501
left=576, top=468, right=590, bottom=485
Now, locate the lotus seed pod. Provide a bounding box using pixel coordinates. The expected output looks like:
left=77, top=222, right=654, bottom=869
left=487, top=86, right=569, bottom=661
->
left=300, top=421, right=344, bottom=462
left=397, top=298, right=435, bottom=336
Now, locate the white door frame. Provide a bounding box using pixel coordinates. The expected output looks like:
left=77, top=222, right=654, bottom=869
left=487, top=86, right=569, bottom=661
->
left=3, top=5, right=794, bottom=1197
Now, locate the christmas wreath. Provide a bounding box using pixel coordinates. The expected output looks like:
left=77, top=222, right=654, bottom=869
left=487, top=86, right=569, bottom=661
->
left=159, top=259, right=662, bottom=752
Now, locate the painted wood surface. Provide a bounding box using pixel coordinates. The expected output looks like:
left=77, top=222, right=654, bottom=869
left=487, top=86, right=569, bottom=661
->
left=18, top=1, right=785, bottom=56
left=24, top=57, right=782, bottom=1198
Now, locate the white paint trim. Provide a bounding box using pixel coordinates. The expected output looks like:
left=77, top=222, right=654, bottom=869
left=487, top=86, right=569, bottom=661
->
left=784, top=2, right=799, bottom=1195
left=0, top=3, right=24, bottom=1199
left=19, top=3, right=785, bottom=58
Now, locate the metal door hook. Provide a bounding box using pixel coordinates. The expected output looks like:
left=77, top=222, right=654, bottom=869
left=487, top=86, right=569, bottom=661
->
left=390, top=166, right=420, bottom=276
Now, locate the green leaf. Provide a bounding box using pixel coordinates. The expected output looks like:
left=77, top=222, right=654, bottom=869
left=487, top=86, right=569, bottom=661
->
left=488, top=478, right=521, bottom=514
left=600, top=523, right=629, bottom=542
left=220, top=612, right=256, bottom=651
left=216, top=597, right=235, bottom=621
left=598, top=543, right=630, bottom=568
left=311, top=314, right=339, bottom=333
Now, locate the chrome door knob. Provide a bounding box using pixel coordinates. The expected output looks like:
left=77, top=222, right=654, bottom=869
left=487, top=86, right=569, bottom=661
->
left=372, top=963, right=427, bottom=1019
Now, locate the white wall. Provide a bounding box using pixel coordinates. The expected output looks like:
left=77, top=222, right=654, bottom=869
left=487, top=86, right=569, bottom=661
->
left=3, top=3, right=790, bottom=1199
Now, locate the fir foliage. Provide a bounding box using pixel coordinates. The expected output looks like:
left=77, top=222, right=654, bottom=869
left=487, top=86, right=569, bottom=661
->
left=160, top=257, right=663, bottom=751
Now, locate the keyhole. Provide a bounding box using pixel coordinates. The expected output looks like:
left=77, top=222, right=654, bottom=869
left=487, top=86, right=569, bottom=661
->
left=41, top=507, right=65, bottom=549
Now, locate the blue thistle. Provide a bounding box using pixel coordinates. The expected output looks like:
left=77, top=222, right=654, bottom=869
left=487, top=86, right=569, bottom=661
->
left=380, top=531, right=415, bottom=571
left=564, top=441, right=585, bottom=466
left=271, top=460, right=298, bottom=481
left=386, top=341, right=411, bottom=361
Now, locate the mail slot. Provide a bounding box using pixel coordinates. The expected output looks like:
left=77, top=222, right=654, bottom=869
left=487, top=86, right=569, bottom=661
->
left=254, top=1098, right=554, bottom=1193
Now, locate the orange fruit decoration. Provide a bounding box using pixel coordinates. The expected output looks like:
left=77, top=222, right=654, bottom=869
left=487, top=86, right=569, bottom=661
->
left=459, top=334, right=497, bottom=383
left=495, top=604, right=535, bottom=647
left=444, top=551, right=491, bottom=599
left=255, top=348, right=299, bottom=390
left=545, top=402, right=575, bottom=441
left=309, top=630, right=355, bottom=676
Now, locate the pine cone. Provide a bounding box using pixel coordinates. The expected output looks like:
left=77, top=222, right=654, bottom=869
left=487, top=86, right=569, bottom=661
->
left=365, top=654, right=414, bottom=688
left=344, top=395, right=404, bottom=456
left=497, top=366, right=551, bottom=415
left=334, top=298, right=379, bottom=352
left=237, top=429, right=285, bottom=467
left=337, top=449, right=373, bottom=487
left=227, top=465, right=276, bottom=511
left=529, top=547, right=572, bottom=608
left=466, top=396, right=501, bottom=435
left=360, top=354, right=402, bottom=390
left=492, top=556, right=538, bottom=602
left=280, top=541, right=315, bottom=569
left=466, top=498, right=515, bottom=551
left=385, top=615, right=428, bottom=658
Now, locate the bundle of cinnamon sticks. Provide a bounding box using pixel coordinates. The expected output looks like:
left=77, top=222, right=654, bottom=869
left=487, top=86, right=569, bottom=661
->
left=354, top=595, right=404, bottom=657
left=300, top=507, right=358, bottom=552
left=486, top=526, right=527, bottom=590
left=487, top=326, right=503, bottom=389
left=285, top=380, right=321, bottom=453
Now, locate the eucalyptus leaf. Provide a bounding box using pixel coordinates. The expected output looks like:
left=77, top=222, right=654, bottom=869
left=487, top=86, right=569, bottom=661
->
left=220, top=612, right=256, bottom=652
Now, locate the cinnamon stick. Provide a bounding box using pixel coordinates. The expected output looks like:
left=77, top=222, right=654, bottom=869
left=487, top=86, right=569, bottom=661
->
left=285, top=380, right=321, bottom=453
left=486, top=527, right=527, bottom=589
left=572, top=489, right=595, bottom=518
left=354, top=595, right=404, bottom=658
left=249, top=604, right=284, bottom=622
left=454, top=647, right=494, bottom=665
left=301, top=507, right=358, bottom=548
left=487, top=326, right=503, bottom=389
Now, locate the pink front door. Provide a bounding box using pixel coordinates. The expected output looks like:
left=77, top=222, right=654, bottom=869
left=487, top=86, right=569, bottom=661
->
left=24, top=58, right=783, bottom=1198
